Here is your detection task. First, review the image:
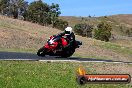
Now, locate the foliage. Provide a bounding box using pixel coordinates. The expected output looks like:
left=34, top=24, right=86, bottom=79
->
left=0, top=0, right=65, bottom=29
left=25, top=1, right=62, bottom=26
left=125, top=28, right=132, bottom=37
left=26, top=0, right=51, bottom=25
left=49, top=3, right=61, bottom=27
left=54, top=19, right=68, bottom=30
left=0, top=0, right=8, bottom=14
left=74, top=23, right=93, bottom=37
left=119, top=25, right=132, bottom=37
left=94, top=21, right=112, bottom=42
left=0, top=0, right=28, bottom=19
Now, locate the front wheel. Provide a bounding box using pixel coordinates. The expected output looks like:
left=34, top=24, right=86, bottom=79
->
left=37, top=47, right=46, bottom=57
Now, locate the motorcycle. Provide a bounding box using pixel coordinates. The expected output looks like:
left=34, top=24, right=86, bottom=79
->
left=37, top=35, right=82, bottom=58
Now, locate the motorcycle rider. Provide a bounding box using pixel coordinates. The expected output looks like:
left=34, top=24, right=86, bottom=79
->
left=57, top=27, right=75, bottom=49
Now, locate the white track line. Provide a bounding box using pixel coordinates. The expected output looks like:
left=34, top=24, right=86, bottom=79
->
left=39, top=60, right=132, bottom=64
left=1, top=59, right=132, bottom=64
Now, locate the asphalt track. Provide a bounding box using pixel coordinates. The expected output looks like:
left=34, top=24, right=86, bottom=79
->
left=0, top=51, right=132, bottom=64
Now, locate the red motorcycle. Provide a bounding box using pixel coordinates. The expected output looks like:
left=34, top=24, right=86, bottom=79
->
left=37, top=35, right=82, bottom=58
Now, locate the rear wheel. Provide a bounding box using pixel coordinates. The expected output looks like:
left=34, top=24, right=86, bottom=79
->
left=37, top=47, right=46, bottom=57
left=61, top=49, right=75, bottom=58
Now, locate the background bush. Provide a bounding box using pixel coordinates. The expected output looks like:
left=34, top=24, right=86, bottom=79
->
left=54, top=19, right=68, bottom=30
left=74, top=23, right=93, bottom=37
left=94, top=21, right=112, bottom=42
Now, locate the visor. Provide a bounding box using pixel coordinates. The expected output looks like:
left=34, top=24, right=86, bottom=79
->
left=65, top=31, right=70, bottom=35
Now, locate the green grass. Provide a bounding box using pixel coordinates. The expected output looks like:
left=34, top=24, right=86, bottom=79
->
left=0, top=61, right=131, bottom=88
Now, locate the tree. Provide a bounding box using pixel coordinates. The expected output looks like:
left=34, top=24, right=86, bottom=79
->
left=54, top=19, right=68, bottom=30
left=49, top=3, right=61, bottom=27
left=26, top=1, right=61, bottom=26
left=0, top=0, right=28, bottom=18
left=74, top=24, right=84, bottom=36
left=0, top=0, right=66, bottom=30
left=74, top=23, right=93, bottom=37
left=125, top=28, right=132, bottom=37
left=0, top=0, right=8, bottom=15
left=94, top=21, right=112, bottom=42
left=26, top=0, right=51, bottom=25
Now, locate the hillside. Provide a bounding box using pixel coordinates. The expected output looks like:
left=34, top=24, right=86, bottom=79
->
left=60, top=14, right=132, bottom=35
left=60, top=14, right=132, bottom=47
left=60, top=14, right=132, bottom=27
left=110, top=14, right=132, bottom=27
left=0, top=15, right=132, bottom=62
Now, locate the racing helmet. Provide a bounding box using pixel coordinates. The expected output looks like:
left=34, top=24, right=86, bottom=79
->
left=64, top=27, right=72, bottom=35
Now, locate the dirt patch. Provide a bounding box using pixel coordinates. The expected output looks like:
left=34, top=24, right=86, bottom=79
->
left=0, top=28, right=11, bottom=39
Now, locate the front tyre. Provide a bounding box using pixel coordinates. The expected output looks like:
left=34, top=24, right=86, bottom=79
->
left=37, top=47, right=46, bottom=57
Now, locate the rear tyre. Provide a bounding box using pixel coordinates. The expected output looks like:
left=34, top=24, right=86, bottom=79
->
left=37, top=47, right=46, bottom=57
left=61, top=49, right=75, bottom=58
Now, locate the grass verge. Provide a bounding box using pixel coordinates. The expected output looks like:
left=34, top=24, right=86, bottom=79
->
left=0, top=61, right=131, bottom=88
